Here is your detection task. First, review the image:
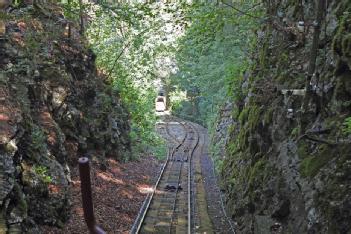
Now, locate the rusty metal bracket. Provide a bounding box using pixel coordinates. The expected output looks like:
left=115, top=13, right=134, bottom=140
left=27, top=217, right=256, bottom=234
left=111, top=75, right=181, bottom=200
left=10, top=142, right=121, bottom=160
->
left=78, top=157, right=106, bottom=234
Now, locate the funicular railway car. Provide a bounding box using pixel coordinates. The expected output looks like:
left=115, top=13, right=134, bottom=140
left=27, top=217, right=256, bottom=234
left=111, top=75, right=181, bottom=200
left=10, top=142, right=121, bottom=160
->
left=155, top=91, right=166, bottom=112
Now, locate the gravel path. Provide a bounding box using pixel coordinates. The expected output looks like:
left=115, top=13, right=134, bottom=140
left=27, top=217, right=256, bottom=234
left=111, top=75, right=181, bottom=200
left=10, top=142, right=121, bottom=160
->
left=194, top=124, right=236, bottom=234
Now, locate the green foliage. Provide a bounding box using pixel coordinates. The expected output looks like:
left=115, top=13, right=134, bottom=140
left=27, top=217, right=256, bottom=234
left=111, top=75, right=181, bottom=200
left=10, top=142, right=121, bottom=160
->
left=290, top=126, right=300, bottom=138
left=62, top=0, right=82, bottom=21
left=236, top=104, right=261, bottom=150
left=170, top=1, right=262, bottom=128
left=343, top=117, right=351, bottom=134
left=82, top=2, right=262, bottom=161
left=263, top=106, right=274, bottom=126
left=150, top=135, right=167, bottom=160
left=248, top=158, right=267, bottom=189
left=86, top=2, right=187, bottom=158
left=239, top=107, right=250, bottom=125
left=32, top=165, right=52, bottom=184
left=0, top=11, right=12, bottom=20
left=247, top=105, right=261, bottom=131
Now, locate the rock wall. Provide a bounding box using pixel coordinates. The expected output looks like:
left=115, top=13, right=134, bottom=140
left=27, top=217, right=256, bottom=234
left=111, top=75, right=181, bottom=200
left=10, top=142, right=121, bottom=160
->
left=210, top=102, right=234, bottom=170
left=0, top=4, right=130, bottom=233
left=221, top=1, right=351, bottom=233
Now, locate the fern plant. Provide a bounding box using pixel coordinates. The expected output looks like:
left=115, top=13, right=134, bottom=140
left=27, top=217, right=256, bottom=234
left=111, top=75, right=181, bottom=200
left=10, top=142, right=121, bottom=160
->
left=33, top=165, right=52, bottom=184
left=343, top=117, right=351, bottom=135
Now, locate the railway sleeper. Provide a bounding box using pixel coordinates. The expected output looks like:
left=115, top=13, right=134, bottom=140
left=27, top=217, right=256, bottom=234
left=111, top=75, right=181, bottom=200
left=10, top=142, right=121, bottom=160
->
left=156, top=196, right=178, bottom=201
left=157, top=211, right=173, bottom=218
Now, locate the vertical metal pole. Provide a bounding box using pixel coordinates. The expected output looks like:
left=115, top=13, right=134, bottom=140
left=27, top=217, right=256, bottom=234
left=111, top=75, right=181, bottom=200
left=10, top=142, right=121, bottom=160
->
left=78, top=157, right=106, bottom=234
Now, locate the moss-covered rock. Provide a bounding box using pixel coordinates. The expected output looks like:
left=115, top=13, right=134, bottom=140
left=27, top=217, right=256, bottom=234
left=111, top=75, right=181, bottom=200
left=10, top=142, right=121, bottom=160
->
left=299, top=145, right=334, bottom=178
left=0, top=3, right=131, bottom=232
left=219, top=0, right=351, bottom=233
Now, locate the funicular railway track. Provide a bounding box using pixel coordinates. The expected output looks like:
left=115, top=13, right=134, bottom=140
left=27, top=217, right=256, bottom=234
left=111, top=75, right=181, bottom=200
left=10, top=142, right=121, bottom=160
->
left=131, top=118, right=199, bottom=234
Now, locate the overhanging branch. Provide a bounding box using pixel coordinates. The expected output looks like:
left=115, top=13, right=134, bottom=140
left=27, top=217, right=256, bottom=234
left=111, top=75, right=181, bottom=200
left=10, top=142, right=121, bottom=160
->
left=220, top=1, right=261, bottom=19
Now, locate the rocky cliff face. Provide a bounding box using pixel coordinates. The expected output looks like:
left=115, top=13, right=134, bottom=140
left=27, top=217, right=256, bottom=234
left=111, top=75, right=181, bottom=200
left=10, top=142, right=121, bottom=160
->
left=0, top=5, right=130, bottom=233
left=210, top=102, right=234, bottom=170
left=220, top=1, right=351, bottom=233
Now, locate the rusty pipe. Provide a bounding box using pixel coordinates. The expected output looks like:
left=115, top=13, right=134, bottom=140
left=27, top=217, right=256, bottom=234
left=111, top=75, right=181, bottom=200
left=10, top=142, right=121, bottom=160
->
left=78, top=157, right=106, bottom=234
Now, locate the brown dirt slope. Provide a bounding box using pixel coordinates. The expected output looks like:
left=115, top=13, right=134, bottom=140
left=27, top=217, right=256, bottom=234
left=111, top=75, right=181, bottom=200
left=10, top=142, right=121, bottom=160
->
left=42, top=155, right=162, bottom=234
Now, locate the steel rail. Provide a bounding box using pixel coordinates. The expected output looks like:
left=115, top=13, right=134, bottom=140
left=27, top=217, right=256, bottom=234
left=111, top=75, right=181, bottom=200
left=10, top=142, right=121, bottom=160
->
left=164, top=120, right=188, bottom=233
left=169, top=154, right=184, bottom=233
left=160, top=120, right=200, bottom=234
left=132, top=120, right=188, bottom=234
left=130, top=122, right=173, bottom=234
left=186, top=123, right=200, bottom=234
left=133, top=147, right=171, bottom=233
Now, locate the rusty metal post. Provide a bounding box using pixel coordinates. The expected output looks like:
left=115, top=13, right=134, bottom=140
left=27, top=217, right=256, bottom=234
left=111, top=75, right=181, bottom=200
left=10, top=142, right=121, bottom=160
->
left=0, top=0, right=9, bottom=37
left=78, top=157, right=106, bottom=234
